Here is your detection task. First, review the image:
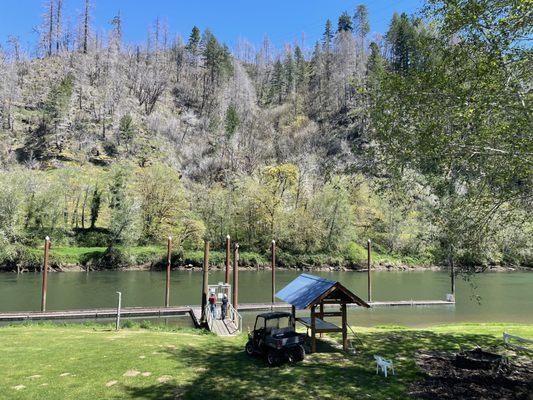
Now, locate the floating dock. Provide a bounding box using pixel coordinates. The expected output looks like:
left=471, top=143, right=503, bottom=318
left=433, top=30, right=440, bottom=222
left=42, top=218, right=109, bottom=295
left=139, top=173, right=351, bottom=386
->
left=0, top=300, right=454, bottom=323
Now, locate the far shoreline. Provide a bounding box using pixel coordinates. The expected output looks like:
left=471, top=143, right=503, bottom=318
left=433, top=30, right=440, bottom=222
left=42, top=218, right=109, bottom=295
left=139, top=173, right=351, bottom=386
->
left=2, top=262, right=530, bottom=274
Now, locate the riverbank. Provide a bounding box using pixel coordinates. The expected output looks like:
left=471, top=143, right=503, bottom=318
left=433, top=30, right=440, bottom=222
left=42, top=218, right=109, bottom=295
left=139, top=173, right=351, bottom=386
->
left=0, top=322, right=531, bottom=399
left=2, top=245, right=529, bottom=273
left=3, top=245, right=438, bottom=273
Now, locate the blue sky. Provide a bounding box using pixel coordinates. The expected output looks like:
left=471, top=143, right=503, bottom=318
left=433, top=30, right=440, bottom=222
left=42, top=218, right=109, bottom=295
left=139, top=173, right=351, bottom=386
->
left=1, top=0, right=423, bottom=52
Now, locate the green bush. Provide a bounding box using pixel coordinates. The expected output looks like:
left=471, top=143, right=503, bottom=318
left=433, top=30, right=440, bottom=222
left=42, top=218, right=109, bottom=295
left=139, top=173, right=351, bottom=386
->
left=343, top=242, right=367, bottom=264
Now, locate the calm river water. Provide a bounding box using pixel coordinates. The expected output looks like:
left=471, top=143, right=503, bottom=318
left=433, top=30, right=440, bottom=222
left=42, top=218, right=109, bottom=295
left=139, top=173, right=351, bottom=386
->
left=0, top=270, right=531, bottom=329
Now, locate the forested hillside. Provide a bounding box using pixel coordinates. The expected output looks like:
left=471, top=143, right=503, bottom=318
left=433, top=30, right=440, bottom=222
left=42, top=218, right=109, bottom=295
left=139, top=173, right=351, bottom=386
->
left=0, top=0, right=531, bottom=271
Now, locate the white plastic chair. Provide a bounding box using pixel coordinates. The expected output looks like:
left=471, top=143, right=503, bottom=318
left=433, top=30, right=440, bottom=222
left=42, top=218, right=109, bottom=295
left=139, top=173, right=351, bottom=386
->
left=374, top=355, right=395, bottom=377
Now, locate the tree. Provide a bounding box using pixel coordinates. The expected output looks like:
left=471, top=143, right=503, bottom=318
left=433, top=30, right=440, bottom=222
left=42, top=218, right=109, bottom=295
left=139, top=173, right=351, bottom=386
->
left=385, top=13, right=425, bottom=73
left=269, top=59, right=284, bottom=104
left=224, top=104, right=239, bottom=139
left=354, top=4, right=370, bottom=45
left=354, top=4, right=370, bottom=64
left=82, top=0, right=91, bottom=54
left=186, top=26, right=201, bottom=63
left=370, top=0, right=532, bottom=271
left=338, top=12, right=353, bottom=32
left=322, top=19, right=333, bottom=83
left=118, top=114, right=134, bottom=148
left=137, top=164, right=189, bottom=242
left=89, top=185, right=101, bottom=229
left=108, top=164, right=139, bottom=246
left=294, top=45, right=307, bottom=95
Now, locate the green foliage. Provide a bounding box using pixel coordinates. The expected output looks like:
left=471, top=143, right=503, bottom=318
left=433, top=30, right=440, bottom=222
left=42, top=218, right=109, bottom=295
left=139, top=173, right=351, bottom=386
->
left=337, top=12, right=353, bottom=32
left=186, top=26, right=201, bottom=57
left=44, top=75, right=73, bottom=122
left=343, top=242, right=367, bottom=264
left=118, top=114, right=134, bottom=146
left=224, top=104, right=239, bottom=138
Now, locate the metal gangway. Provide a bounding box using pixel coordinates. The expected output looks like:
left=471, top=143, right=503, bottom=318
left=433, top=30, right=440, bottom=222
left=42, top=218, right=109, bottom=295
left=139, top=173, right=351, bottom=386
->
left=203, top=282, right=242, bottom=336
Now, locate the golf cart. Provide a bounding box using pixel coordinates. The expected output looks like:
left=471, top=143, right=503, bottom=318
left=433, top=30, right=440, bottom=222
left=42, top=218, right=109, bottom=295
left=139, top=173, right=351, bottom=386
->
left=245, top=311, right=306, bottom=366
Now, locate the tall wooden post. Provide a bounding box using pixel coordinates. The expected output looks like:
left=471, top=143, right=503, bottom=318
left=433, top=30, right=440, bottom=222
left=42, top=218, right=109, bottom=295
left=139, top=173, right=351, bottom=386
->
left=41, top=237, right=50, bottom=312
left=367, top=239, right=372, bottom=302
left=201, top=240, right=209, bottom=322
left=311, top=305, right=317, bottom=353
left=165, top=236, right=172, bottom=307
left=225, top=235, right=230, bottom=284
left=341, top=303, right=348, bottom=351
left=450, top=257, right=456, bottom=296
left=271, top=240, right=276, bottom=307
left=232, top=243, right=239, bottom=310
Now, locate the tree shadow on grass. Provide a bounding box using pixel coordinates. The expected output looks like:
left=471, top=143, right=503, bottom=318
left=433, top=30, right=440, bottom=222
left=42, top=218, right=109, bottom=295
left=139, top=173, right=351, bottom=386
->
left=124, top=330, right=504, bottom=400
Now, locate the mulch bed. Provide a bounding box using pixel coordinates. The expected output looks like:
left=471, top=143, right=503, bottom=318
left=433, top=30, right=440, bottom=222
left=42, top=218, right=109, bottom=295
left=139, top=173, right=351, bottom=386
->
left=410, top=350, right=533, bottom=400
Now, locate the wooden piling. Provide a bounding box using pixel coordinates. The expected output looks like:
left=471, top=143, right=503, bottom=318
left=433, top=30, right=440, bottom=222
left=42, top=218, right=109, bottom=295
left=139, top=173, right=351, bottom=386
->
left=271, top=240, right=276, bottom=307
left=341, top=303, right=347, bottom=351
left=41, top=237, right=50, bottom=312
left=225, top=235, right=230, bottom=284
left=367, top=239, right=372, bottom=302
left=165, top=236, right=172, bottom=307
left=233, top=243, right=239, bottom=310
left=201, top=240, right=209, bottom=322
left=450, top=257, right=456, bottom=295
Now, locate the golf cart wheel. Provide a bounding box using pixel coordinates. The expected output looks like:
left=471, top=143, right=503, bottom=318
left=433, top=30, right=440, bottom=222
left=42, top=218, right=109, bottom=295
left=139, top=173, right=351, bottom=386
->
left=245, top=340, right=255, bottom=356
left=292, top=345, right=305, bottom=362
left=266, top=350, right=280, bottom=367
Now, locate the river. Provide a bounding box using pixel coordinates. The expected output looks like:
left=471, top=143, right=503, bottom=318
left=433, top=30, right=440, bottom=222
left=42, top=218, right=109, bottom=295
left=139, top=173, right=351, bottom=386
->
left=0, top=270, right=531, bottom=328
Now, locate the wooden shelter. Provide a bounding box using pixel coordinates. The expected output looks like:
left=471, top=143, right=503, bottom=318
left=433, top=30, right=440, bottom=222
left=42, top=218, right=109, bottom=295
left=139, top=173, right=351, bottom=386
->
left=276, top=274, right=370, bottom=353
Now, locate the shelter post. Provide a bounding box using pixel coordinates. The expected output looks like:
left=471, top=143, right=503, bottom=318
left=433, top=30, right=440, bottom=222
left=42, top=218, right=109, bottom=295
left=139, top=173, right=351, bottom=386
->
left=233, top=243, right=239, bottom=310
left=201, top=240, right=209, bottom=322
left=341, top=303, right=348, bottom=351
left=311, top=305, right=317, bottom=353
left=291, top=305, right=296, bottom=328
left=225, top=235, right=230, bottom=284
left=41, top=236, right=50, bottom=312
left=319, top=301, right=324, bottom=338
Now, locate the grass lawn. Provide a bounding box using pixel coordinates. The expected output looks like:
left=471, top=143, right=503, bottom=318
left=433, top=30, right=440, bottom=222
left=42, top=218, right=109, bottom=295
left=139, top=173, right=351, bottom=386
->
left=0, top=322, right=531, bottom=399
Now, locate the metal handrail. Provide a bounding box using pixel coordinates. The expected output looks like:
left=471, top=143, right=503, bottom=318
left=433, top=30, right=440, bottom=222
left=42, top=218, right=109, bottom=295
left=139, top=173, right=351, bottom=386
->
left=204, top=305, right=214, bottom=331
left=228, top=303, right=242, bottom=333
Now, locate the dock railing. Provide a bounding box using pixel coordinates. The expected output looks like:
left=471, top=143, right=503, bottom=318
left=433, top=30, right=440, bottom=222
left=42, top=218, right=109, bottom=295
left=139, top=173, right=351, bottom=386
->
left=204, top=305, right=214, bottom=331
left=228, top=303, right=242, bottom=333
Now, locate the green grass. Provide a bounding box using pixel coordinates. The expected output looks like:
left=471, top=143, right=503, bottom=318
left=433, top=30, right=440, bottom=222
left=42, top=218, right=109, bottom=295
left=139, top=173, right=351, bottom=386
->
left=0, top=322, right=531, bottom=399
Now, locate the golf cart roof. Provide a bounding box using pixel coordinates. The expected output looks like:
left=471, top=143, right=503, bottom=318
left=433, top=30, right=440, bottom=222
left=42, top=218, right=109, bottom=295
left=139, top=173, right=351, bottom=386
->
left=256, top=312, right=292, bottom=320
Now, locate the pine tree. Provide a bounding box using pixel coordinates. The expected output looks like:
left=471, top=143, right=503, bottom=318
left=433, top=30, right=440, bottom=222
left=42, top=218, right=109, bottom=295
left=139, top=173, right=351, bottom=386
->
left=283, top=49, right=295, bottom=98
left=224, top=104, right=239, bottom=139
left=354, top=5, right=370, bottom=49
left=322, top=19, right=333, bottom=52
left=270, top=59, right=284, bottom=104
left=186, top=26, right=201, bottom=61
left=294, top=45, right=307, bottom=94
left=82, top=0, right=91, bottom=54
left=337, top=12, right=353, bottom=32
left=367, top=42, right=384, bottom=76
left=386, top=13, right=415, bottom=73
left=322, top=20, right=333, bottom=82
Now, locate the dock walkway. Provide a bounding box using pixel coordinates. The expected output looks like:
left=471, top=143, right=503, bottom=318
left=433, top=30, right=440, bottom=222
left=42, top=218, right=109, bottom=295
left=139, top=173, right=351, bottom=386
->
left=0, top=299, right=454, bottom=325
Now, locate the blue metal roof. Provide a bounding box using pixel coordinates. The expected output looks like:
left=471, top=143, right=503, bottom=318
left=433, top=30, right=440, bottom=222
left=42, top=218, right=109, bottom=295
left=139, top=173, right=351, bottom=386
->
left=275, top=274, right=337, bottom=310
